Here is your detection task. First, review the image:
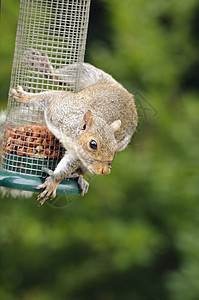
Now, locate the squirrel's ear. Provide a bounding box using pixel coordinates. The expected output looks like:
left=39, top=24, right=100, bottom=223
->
left=81, top=109, right=93, bottom=130
left=110, top=120, right=121, bottom=133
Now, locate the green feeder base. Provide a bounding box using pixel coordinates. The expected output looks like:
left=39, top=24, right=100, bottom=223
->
left=0, top=168, right=79, bottom=195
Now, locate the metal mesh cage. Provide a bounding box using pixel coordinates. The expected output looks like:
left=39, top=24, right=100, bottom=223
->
left=1, top=0, right=91, bottom=178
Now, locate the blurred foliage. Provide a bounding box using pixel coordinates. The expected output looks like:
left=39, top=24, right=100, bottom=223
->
left=0, top=0, right=199, bottom=299
left=0, top=0, right=19, bottom=107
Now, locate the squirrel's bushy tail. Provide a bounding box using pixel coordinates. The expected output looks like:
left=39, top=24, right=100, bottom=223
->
left=24, top=50, right=124, bottom=91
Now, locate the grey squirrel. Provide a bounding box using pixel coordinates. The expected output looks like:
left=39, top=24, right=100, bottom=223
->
left=10, top=51, right=138, bottom=206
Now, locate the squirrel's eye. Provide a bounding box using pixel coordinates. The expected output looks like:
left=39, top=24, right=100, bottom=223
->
left=89, top=139, right=98, bottom=151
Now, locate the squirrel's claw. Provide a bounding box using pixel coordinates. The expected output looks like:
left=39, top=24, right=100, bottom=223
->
left=35, top=181, right=48, bottom=190
left=10, top=86, right=28, bottom=103
left=67, top=173, right=89, bottom=195
left=35, top=177, right=57, bottom=206
left=77, top=175, right=89, bottom=195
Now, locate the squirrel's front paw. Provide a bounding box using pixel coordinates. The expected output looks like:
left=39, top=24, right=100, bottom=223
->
left=10, top=86, right=29, bottom=103
left=77, top=175, right=89, bottom=195
left=67, top=173, right=89, bottom=195
left=35, top=176, right=58, bottom=206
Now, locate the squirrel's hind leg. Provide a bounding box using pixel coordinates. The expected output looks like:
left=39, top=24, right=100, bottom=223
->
left=10, top=86, right=32, bottom=103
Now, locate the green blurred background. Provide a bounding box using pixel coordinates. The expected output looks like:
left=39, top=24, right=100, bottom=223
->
left=0, top=0, right=199, bottom=299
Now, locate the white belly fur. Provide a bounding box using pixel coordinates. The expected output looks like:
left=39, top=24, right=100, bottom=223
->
left=45, top=117, right=77, bottom=157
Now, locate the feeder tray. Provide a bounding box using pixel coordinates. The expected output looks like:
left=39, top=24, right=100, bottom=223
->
left=0, top=169, right=79, bottom=195
left=0, top=0, right=91, bottom=195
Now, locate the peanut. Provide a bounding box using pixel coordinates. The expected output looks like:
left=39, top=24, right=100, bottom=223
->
left=44, top=147, right=51, bottom=155
left=33, top=138, right=42, bottom=146
left=5, top=145, right=15, bottom=154
left=17, top=147, right=26, bottom=156
left=36, top=145, right=43, bottom=153
left=26, top=148, right=36, bottom=157
left=15, top=137, right=24, bottom=146
left=25, top=136, right=34, bottom=147
left=3, top=124, right=64, bottom=160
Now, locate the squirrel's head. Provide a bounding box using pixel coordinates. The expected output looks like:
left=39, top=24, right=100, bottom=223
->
left=77, top=110, right=121, bottom=175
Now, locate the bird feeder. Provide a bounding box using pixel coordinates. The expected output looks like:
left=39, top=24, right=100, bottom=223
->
left=0, top=0, right=91, bottom=194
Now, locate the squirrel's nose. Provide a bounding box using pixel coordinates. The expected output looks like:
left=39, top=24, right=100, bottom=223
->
left=101, top=166, right=111, bottom=175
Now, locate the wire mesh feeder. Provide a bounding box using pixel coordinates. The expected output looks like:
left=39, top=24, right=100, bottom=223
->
left=0, top=0, right=91, bottom=194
